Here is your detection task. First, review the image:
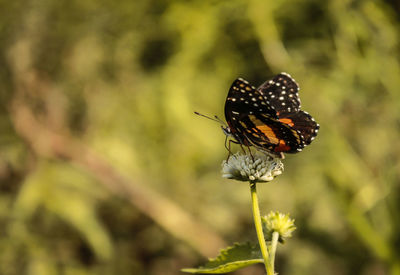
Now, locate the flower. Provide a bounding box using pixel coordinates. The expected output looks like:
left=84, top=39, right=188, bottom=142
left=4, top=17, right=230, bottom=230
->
left=221, top=153, right=284, bottom=183
left=262, top=211, right=296, bottom=243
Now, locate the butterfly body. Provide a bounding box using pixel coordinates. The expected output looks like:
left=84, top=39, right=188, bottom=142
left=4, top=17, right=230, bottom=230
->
left=224, top=73, right=319, bottom=158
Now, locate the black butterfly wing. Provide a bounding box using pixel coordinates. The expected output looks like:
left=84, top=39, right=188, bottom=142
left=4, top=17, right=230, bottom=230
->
left=257, top=72, right=301, bottom=115
left=224, top=78, right=277, bottom=136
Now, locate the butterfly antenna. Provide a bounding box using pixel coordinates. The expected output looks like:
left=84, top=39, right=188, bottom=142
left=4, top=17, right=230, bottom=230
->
left=194, top=111, right=226, bottom=126
left=214, top=115, right=228, bottom=127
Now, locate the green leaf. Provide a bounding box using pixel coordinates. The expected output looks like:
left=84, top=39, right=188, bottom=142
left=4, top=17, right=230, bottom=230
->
left=181, top=242, right=263, bottom=274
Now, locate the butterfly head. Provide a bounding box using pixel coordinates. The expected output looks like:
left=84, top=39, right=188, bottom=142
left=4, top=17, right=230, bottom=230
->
left=221, top=125, right=231, bottom=136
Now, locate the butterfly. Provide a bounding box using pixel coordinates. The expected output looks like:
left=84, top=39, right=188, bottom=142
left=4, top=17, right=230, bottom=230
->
left=222, top=72, right=319, bottom=158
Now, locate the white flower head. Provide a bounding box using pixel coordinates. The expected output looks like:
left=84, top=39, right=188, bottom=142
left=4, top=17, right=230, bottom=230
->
left=221, top=152, right=284, bottom=183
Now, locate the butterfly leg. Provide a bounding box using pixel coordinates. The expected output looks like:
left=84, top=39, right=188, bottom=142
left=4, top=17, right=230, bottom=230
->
left=241, top=144, right=254, bottom=161
left=226, top=139, right=254, bottom=162
left=224, top=136, right=232, bottom=161
left=225, top=137, right=244, bottom=161
left=238, top=143, right=246, bottom=154
left=225, top=138, right=236, bottom=161
left=249, top=148, right=255, bottom=162
left=224, top=135, right=230, bottom=153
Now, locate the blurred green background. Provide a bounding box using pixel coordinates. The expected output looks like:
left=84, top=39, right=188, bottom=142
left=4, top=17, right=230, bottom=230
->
left=1, top=0, right=400, bottom=274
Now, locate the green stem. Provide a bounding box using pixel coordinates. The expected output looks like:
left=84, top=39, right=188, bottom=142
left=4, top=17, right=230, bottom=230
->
left=270, top=231, right=279, bottom=273
left=250, top=182, right=273, bottom=275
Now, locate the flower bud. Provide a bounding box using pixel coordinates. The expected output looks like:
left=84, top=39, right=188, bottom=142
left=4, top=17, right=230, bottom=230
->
left=262, top=211, right=296, bottom=243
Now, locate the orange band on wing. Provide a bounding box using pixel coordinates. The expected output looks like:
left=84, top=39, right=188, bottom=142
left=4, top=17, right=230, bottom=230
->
left=279, top=118, right=294, bottom=127
left=255, top=125, right=279, bottom=143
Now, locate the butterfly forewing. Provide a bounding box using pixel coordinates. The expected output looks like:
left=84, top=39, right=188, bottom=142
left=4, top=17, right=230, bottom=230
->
left=225, top=78, right=277, bottom=134
left=257, top=72, right=301, bottom=115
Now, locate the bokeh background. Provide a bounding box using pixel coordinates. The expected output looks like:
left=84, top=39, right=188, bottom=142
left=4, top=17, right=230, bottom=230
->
left=1, top=0, right=400, bottom=274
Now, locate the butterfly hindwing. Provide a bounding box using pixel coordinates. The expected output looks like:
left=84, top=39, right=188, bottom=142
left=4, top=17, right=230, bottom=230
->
left=278, top=110, right=319, bottom=145
left=244, top=113, right=304, bottom=154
